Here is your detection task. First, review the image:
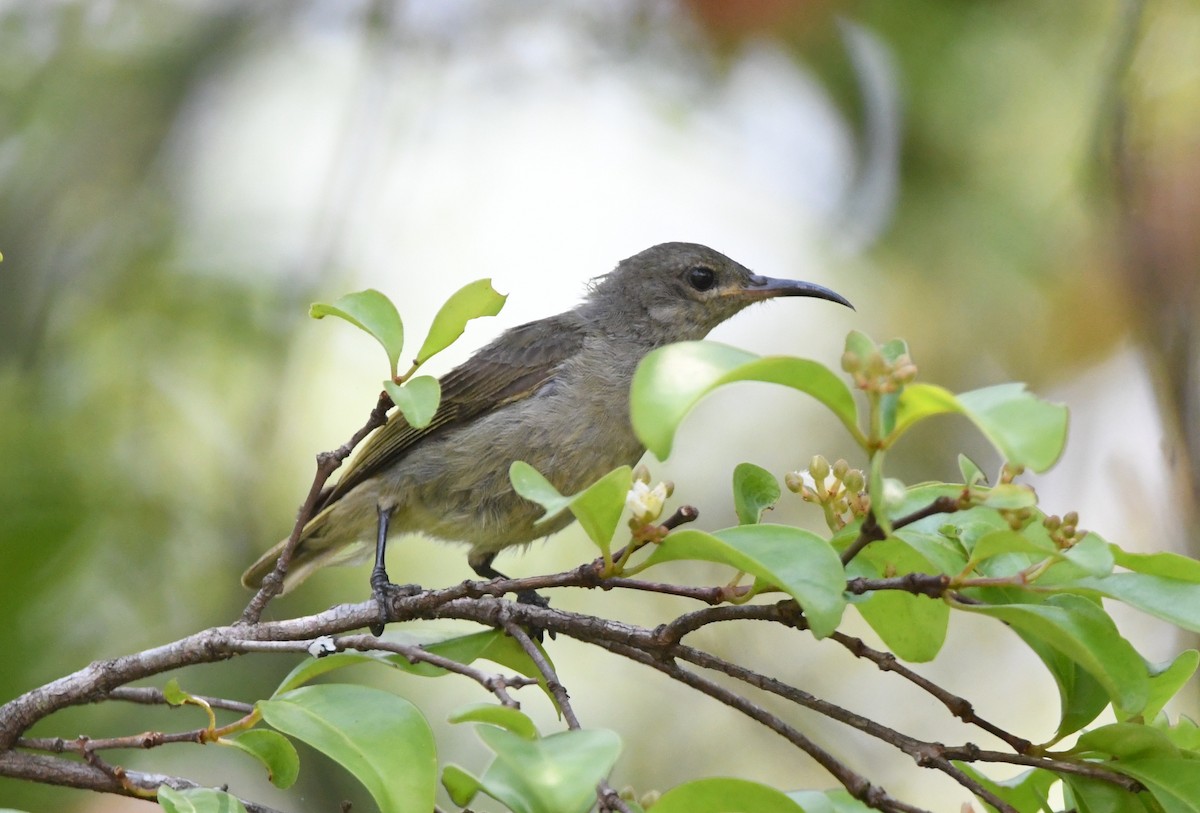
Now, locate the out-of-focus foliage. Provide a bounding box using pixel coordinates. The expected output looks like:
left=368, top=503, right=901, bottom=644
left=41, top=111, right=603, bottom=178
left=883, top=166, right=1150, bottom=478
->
left=2, top=0, right=1198, bottom=810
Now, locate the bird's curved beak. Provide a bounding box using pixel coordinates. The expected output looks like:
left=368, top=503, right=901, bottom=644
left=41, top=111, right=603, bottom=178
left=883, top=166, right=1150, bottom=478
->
left=740, top=274, right=855, bottom=310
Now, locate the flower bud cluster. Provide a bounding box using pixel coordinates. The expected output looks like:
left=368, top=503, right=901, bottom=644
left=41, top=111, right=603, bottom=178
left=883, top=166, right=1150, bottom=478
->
left=786, top=454, right=869, bottom=529
left=1044, top=510, right=1085, bottom=549
left=841, top=348, right=918, bottom=394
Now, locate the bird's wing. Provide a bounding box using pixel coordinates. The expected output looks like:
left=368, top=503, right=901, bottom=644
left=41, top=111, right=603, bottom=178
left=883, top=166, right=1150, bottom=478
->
left=321, top=315, right=587, bottom=506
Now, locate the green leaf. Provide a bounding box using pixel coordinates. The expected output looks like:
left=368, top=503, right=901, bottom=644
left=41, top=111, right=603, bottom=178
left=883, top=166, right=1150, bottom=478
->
left=384, top=375, right=441, bottom=429
left=509, top=461, right=574, bottom=519
left=273, top=652, right=389, bottom=696
left=968, top=529, right=1056, bottom=568
left=1018, top=629, right=1111, bottom=741
left=854, top=538, right=949, bottom=662
left=442, top=763, right=484, bottom=808
left=1112, top=548, right=1200, bottom=582
left=448, top=703, right=540, bottom=740
left=958, top=454, right=987, bottom=487
left=1075, top=722, right=1180, bottom=761
left=1061, top=774, right=1151, bottom=813
left=1138, top=651, right=1200, bottom=723
left=222, top=730, right=300, bottom=789
left=733, top=463, right=780, bottom=525
left=643, top=525, right=846, bottom=638
left=570, top=466, right=632, bottom=550
left=876, top=338, right=909, bottom=437
left=891, top=528, right=970, bottom=576
left=788, top=789, right=876, bottom=812
left=510, top=462, right=630, bottom=551
left=952, top=764, right=1057, bottom=813
left=977, top=483, right=1039, bottom=510
left=311, top=290, right=405, bottom=378
left=1061, top=573, right=1200, bottom=633
left=157, top=786, right=248, bottom=813
left=469, top=726, right=622, bottom=813
left=890, top=382, right=1068, bottom=472
left=652, top=777, right=805, bottom=813
left=630, top=341, right=863, bottom=459
left=1110, top=758, right=1200, bottom=813
left=416, top=279, right=507, bottom=364
left=162, top=678, right=190, bottom=706
left=961, top=594, right=1149, bottom=716
left=259, top=684, right=436, bottom=813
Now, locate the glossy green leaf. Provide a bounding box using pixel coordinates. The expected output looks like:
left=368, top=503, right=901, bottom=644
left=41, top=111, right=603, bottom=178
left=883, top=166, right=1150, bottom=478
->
left=631, top=341, right=863, bottom=459
left=1112, top=548, right=1200, bottom=582
left=273, top=652, right=390, bottom=696
left=958, top=454, right=987, bottom=487
left=448, top=703, right=540, bottom=740
left=968, top=529, right=1056, bottom=568
left=311, top=290, right=404, bottom=378
left=1075, top=722, right=1180, bottom=761
left=465, top=726, right=622, bottom=813
left=510, top=462, right=630, bottom=550
left=384, top=375, right=441, bottom=429
left=733, top=463, right=780, bottom=525
left=1110, top=759, right=1200, bottom=813
left=570, top=466, right=632, bottom=549
left=788, top=789, right=876, bottom=812
left=652, top=777, right=805, bottom=813
left=157, top=786, right=247, bottom=813
left=891, top=382, right=1068, bottom=472
left=1139, top=651, right=1200, bottom=723
left=1061, top=774, right=1150, bottom=813
left=977, top=483, right=1039, bottom=510
left=1155, top=714, right=1200, bottom=752
left=416, top=279, right=506, bottom=364
left=509, top=461, right=573, bottom=518
left=953, top=764, right=1057, bottom=813
left=222, top=730, right=300, bottom=789
left=890, top=528, right=970, bottom=576
left=1062, top=573, right=1200, bottom=633
left=855, top=538, right=949, bottom=662
left=962, top=594, right=1149, bottom=715
left=259, top=684, right=436, bottom=813
left=442, top=764, right=484, bottom=808
left=644, top=525, right=846, bottom=638
left=1018, top=629, right=1111, bottom=741
left=162, top=678, right=191, bottom=706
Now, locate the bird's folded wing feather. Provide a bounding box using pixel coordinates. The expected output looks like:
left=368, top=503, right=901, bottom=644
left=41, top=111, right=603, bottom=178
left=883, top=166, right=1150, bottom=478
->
left=321, top=316, right=587, bottom=506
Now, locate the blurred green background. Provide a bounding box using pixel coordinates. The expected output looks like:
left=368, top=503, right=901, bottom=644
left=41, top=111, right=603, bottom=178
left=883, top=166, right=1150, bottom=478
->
left=2, top=1, right=1198, bottom=811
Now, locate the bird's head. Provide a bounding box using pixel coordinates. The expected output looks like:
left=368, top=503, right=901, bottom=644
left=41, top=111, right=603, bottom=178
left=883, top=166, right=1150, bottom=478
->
left=583, top=242, right=853, bottom=344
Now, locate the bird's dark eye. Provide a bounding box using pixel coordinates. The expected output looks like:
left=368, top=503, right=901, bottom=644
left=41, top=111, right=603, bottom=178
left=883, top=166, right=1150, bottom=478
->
left=686, top=266, right=717, bottom=291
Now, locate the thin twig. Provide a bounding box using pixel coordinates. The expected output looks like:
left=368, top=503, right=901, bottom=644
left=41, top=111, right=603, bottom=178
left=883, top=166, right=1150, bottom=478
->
left=240, top=391, right=393, bottom=624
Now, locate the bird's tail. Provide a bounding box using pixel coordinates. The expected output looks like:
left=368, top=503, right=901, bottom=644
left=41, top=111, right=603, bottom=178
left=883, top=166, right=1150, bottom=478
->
left=240, top=504, right=372, bottom=594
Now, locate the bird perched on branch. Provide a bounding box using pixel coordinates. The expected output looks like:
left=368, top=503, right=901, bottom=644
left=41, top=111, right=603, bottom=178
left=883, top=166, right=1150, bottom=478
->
left=242, top=242, right=852, bottom=629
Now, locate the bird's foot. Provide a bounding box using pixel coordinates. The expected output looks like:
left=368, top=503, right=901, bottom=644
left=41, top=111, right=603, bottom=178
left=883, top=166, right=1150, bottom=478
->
left=369, top=567, right=420, bottom=636
left=514, top=588, right=554, bottom=642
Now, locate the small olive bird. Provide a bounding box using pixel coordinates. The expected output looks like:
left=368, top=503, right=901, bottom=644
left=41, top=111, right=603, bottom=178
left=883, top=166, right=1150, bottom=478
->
left=242, top=242, right=852, bottom=622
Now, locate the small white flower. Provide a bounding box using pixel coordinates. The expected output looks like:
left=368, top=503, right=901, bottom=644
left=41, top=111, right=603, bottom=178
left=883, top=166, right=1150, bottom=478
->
left=626, top=480, right=670, bottom=523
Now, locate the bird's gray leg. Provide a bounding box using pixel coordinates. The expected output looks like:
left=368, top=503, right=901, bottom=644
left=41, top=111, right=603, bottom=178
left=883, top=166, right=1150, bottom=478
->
left=369, top=504, right=406, bottom=636
left=469, top=551, right=550, bottom=610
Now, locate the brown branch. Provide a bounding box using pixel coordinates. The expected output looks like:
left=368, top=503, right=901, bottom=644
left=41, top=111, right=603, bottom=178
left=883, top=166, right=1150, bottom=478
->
left=0, top=750, right=285, bottom=813
left=841, top=496, right=959, bottom=565
left=239, top=390, right=393, bottom=624
left=830, top=631, right=1032, bottom=754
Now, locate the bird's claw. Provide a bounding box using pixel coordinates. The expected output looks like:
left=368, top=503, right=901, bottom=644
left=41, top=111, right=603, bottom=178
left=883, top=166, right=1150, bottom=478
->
left=369, top=567, right=420, bottom=636
left=514, top=588, right=554, bottom=641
